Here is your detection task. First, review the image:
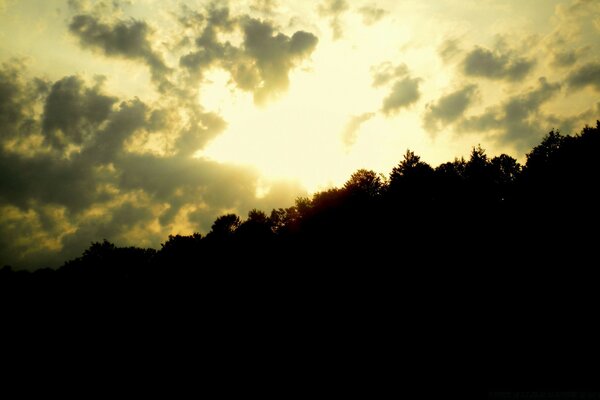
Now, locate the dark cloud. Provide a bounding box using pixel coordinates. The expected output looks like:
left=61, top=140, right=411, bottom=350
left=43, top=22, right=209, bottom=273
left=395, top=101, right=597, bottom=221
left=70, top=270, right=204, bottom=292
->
left=239, top=17, right=318, bottom=104
left=551, top=49, right=578, bottom=68
left=462, top=46, right=535, bottom=81
left=0, top=203, right=73, bottom=269
left=0, top=64, right=301, bottom=269
left=459, top=78, right=562, bottom=150
left=179, top=5, right=318, bottom=105
left=341, top=112, right=375, bottom=148
left=0, top=71, right=144, bottom=212
left=174, top=111, right=227, bottom=156
left=69, top=14, right=171, bottom=91
left=42, top=76, right=117, bottom=150
left=0, top=60, right=48, bottom=144
left=318, top=0, right=349, bottom=40
left=382, top=77, right=421, bottom=115
left=423, top=84, right=477, bottom=134
left=87, top=98, right=150, bottom=163
left=567, top=62, right=600, bottom=91
left=178, top=2, right=236, bottom=74
left=358, top=5, right=387, bottom=26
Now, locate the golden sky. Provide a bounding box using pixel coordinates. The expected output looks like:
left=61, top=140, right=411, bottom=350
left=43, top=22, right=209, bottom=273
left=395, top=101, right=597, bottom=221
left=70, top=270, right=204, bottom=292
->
left=1, top=0, right=599, bottom=268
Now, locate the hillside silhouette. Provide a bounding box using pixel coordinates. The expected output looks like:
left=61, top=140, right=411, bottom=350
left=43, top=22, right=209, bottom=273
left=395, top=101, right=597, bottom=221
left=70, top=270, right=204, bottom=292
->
left=3, top=122, right=599, bottom=279
left=2, top=122, right=600, bottom=392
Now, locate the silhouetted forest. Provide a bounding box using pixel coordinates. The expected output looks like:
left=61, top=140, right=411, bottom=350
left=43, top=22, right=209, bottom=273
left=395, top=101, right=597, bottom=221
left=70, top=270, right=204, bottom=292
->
left=3, top=122, right=599, bottom=281
left=3, top=123, right=600, bottom=391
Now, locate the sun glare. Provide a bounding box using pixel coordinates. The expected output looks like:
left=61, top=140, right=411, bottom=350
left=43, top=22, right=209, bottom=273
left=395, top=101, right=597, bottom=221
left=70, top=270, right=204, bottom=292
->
left=200, top=35, right=408, bottom=193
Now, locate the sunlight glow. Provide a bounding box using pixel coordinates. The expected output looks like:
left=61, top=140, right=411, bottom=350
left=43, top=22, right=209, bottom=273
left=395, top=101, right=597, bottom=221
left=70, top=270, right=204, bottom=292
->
left=200, top=24, right=430, bottom=193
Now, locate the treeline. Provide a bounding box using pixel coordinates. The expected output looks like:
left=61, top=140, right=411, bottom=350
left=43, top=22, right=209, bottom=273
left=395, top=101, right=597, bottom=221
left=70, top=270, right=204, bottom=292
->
left=2, top=122, right=599, bottom=288
left=3, top=123, right=600, bottom=391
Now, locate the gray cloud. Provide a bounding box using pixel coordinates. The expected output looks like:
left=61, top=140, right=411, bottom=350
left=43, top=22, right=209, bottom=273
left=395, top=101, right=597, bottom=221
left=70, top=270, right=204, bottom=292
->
left=371, top=62, right=409, bottom=88
left=462, top=46, right=535, bottom=81
left=179, top=3, right=236, bottom=75
left=69, top=14, right=171, bottom=91
left=382, top=77, right=421, bottom=115
left=341, top=112, right=375, bottom=148
left=370, top=61, right=421, bottom=116
left=423, top=84, right=477, bottom=134
left=358, top=5, right=387, bottom=26
left=239, top=17, right=318, bottom=104
left=87, top=98, right=150, bottom=163
left=0, top=60, right=48, bottom=144
left=174, top=111, right=227, bottom=157
left=179, top=5, right=318, bottom=105
left=552, top=49, right=578, bottom=68
left=250, top=0, right=279, bottom=16
left=318, top=0, right=348, bottom=40
left=438, top=38, right=462, bottom=63
left=0, top=64, right=300, bottom=269
left=567, top=61, right=600, bottom=91
left=459, top=78, right=562, bottom=150
left=42, top=76, right=117, bottom=150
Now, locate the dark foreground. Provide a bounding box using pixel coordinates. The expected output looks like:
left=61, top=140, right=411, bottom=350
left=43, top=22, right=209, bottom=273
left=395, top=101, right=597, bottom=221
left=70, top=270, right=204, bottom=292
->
left=2, top=124, right=600, bottom=395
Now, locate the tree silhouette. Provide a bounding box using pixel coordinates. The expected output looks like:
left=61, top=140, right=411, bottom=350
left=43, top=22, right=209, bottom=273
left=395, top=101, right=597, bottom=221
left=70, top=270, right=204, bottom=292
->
left=2, top=122, right=599, bottom=314
left=344, top=169, right=385, bottom=198
left=207, top=213, right=241, bottom=240
left=4, top=122, right=600, bottom=392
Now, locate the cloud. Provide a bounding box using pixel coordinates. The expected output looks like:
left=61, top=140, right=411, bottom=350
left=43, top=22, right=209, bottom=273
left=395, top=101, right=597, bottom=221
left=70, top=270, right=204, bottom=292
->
left=42, top=76, right=117, bottom=150
left=69, top=13, right=171, bottom=91
left=0, top=64, right=301, bottom=269
left=369, top=61, right=421, bottom=116
left=458, top=78, right=562, bottom=150
left=178, top=5, right=237, bottom=76
left=551, top=49, right=578, bottom=68
left=558, top=0, right=600, bottom=19
left=382, top=77, right=421, bottom=115
left=370, top=62, right=409, bottom=88
left=174, top=111, right=227, bottom=156
left=567, top=62, right=600, bottom=91
left=179, top=5, right=318, bottom=105
left=0, top=60, right=48, bottom=145
left=423, top=84, right=477, bottom=134
left=238, top=17, right=318, bottom=104
left=341, top=112, right=375, bottom=148
left=250, top=0, right=279, bottom=16
left=462, top=46, right=535, bottom=81
left=318, top=0, right=349, bottom=40
left=358, top=5, right=387, bottom=26
left=438, top=38, right=462, bottom=63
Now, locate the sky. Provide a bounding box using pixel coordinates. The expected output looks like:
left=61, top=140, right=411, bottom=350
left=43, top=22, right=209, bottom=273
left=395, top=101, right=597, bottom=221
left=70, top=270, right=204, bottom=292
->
left=1, top=0, right=599, bottom=269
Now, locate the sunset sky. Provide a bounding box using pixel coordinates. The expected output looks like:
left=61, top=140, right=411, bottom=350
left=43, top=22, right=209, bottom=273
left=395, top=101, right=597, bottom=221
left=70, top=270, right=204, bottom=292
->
left=1, top=0, right=599, bottom=268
